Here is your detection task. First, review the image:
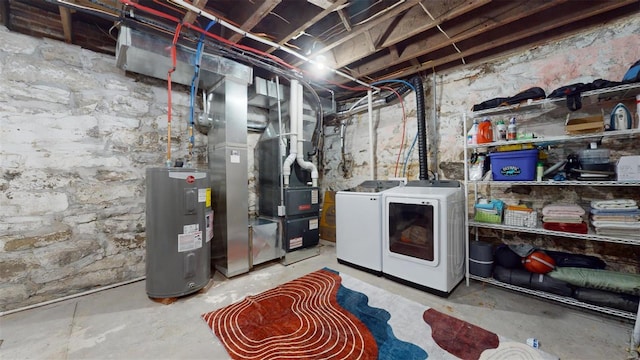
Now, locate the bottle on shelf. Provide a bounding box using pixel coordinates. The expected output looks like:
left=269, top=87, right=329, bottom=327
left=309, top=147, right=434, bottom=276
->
left=496, top=119, right=507, bottom=141
left=477, top=118, right=494, bottom=144
left=536, top=161, right=544, bottom=181
left=507, top=117, right=517, bottom=141
left=467, top=119, right=479, bottom=145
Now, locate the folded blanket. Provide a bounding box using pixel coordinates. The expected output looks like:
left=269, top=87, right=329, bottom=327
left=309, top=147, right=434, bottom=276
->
left=590, top=208, right=640, bottom=215
left=591, top=199, right=638, bottom=210
left=542, top=204, right=585, bottom=217
left=591, top=215, right=640, bottom=222
left=542, top=216, right=584, bottom=224
left=595, top=229, right=640, bottom=238
left=591, top=221, right=640, bottom=229
left=542, top=221, right=588, bottom=234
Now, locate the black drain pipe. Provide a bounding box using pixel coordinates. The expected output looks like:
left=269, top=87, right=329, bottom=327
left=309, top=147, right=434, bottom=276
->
left=411, top=76, right=428, bottom=180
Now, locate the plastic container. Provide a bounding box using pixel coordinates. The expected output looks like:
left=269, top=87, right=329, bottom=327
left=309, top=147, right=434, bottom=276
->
left=579, top=149, right=610, bottom=165
left=467, top=119, right=479, bottom=145
left=477, top=118, right=494, bottom=144
left=489, top=149, right=539, bottom=181
left=504, top=208, right=537, bottom=228
left=507, top=117, right=517, bottom=141
left=536, top=161, right=544, bottom=181
left=469, top=241, right=493, bottom=277
left=495, top=120, right=507, bottom=141
left=580, top=143, right=610, bottom=171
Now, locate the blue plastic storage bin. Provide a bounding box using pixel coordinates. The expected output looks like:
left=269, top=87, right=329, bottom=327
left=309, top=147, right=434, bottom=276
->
left=489, top=149, right=539, bottom=181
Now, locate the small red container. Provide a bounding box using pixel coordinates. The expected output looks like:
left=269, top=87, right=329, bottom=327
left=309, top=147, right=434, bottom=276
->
left=477, top=120, right=494, bottom=144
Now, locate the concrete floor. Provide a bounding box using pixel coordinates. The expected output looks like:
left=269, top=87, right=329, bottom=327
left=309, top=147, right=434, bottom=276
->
left=1, top=242, right=636, bottom=360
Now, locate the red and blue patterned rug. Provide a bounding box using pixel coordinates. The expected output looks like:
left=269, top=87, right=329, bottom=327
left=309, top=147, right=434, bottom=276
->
left=202, top=268, right=556, bottom=360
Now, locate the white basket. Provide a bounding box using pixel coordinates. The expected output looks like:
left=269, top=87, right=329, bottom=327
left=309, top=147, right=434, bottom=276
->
left=504, top=209, right=537, bottom=228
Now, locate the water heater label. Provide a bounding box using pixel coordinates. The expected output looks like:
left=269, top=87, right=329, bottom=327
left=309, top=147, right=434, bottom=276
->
left=309, top=218, right=318, bottom=230
left=178, top=231, right=202, bottom=252
left=311, top=189, right=318, bottom=204
left=290, top=236, right=303, bottom=249
left=198, top=188, right=207, bottom=203
left=206, top=211, right=214, bottom=242
left=183, top=224, right=199, bottom=233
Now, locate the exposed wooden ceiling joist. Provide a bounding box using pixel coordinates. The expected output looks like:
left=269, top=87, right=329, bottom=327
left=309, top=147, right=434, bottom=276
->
left=335, top=0, right=567, bottom=83
left=182, top=0, right=208, bottom=25
left=293, top=0, right=422, bottom=65
left=1, top=0, right=11, bottom=29
left=266, top=0, right=349, bottom=53
left=228, top=0, right=281, bottom=43
left=5, top=0, right=637, bottom=98
left=337, top=8, right=351, bottom=32
left=59, top=5, right=73, bottom=43
left=374, top=0, right=638, bottom=82
left=328, top=0, right=488, bottom=69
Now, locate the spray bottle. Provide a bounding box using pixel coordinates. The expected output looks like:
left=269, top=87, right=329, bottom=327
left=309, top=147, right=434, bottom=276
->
left=467, top=119, right=479, bottom=145
left=507, top=117, right=517, bottom=141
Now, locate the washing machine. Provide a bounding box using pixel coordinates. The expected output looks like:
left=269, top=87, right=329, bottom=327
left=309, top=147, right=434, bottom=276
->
left=381, top=180, right=465, bottom=296
left=336, top=180, right=403, bottom=275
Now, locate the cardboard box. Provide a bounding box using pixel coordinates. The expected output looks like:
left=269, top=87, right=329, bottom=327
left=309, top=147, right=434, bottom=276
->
left=319, top=190, right=336, bottom=242
left=565, top=115, right=604, bottom=135
left=617, top=156, right=640, bottom=181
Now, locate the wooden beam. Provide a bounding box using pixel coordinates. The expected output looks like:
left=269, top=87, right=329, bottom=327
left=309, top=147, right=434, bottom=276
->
left=389, top=45, right=399, bottom=62
left=1, top=0, right=10, bottom=29
left=266, top=0, right=349, bottom=53
left=330, top=0, right=488, bottom=69
left=229, top=0, right=281, bottom=43
left=59, top=5, right=73, bottom=43
left=374, top=0, right=638, bottom=81
left=334, top=0, right=566, bottom=83
left=304, top=0, right=422, bottom=61
left=183, top=0, right=208, bottom=25
left=337, top=8, right=351, bottom=32
left=363, top=30, right=376, bottom=53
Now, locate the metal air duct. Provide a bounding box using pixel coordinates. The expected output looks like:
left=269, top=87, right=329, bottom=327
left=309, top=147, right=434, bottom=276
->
left=116, top=26, right=252, bottom=90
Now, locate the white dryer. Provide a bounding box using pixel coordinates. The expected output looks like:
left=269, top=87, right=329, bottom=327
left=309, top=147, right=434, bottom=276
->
left=381, top=181, right=465, bottom=296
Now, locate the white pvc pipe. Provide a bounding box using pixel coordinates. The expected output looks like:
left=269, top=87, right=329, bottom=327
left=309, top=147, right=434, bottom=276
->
left=282, top=80, right=298, bottom=187
left=633, top=303, right=640, bottom=349
left=294, top=81, right=319, bottom=187
left=275, top=76, right=286, bottom=204
left=0, top=276, right=145, bottom=317
left=368, top=89, right=375, bottom=180
left=167, top=0, right=378, bottom=91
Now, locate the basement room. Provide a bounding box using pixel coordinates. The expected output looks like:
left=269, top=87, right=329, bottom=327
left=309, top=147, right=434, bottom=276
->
left=1, top=0, right=640, bottom=359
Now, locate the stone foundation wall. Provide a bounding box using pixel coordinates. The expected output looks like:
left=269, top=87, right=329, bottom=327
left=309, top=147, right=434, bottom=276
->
left=0, top=26, right=216, bottom=311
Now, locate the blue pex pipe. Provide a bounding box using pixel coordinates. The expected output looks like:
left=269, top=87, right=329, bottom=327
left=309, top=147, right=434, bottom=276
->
left=189, top=20, right=217, bottom=147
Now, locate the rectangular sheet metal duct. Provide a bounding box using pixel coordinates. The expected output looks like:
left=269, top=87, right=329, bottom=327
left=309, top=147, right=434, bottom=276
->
left=115, top=26, right=252, bottom=88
